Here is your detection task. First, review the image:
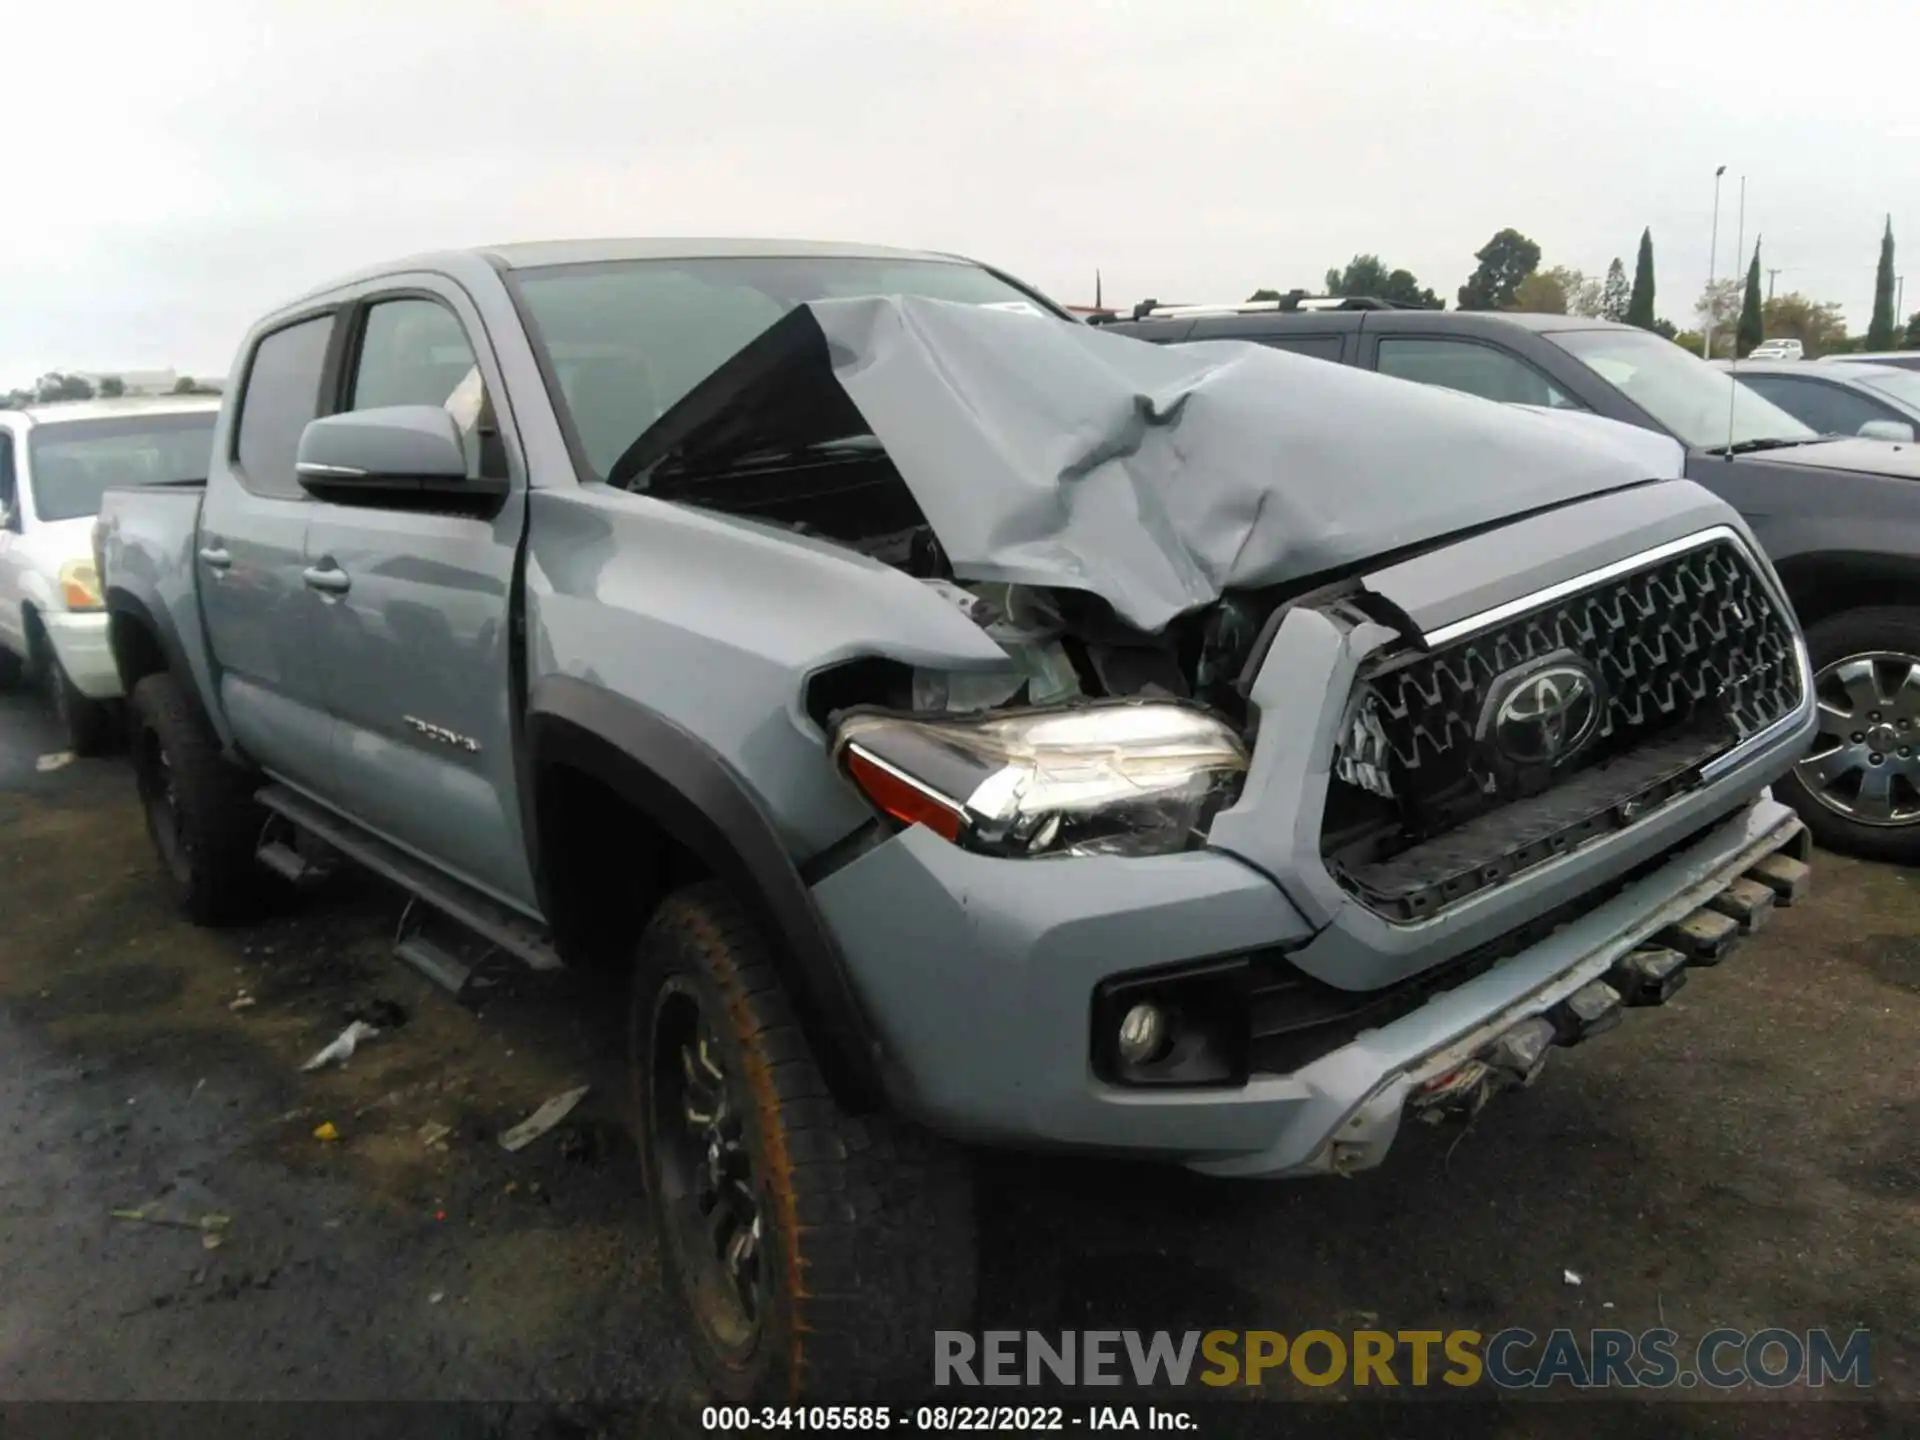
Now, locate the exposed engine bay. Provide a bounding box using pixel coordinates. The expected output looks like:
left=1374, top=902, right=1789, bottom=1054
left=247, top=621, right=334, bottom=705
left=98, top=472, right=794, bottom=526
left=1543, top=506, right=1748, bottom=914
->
left=643, top=431, right=1277, bottom=724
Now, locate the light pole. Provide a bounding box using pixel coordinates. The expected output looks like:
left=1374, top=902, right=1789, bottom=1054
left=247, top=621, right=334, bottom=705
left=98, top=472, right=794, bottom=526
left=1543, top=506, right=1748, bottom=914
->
left=1704, top=164, right=1727, bottom=359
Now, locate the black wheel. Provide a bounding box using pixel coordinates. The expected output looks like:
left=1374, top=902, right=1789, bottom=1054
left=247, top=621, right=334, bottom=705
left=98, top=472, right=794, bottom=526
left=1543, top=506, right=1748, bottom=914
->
left=632, top=882, right=976, bottom=1401
left=129, top=672, right=273, bottom=924
left=1778, top=606, right=1920, bottom=863
left=46, top=651, right=117, bottom=756
left=0, top=645, right=23, bottom=690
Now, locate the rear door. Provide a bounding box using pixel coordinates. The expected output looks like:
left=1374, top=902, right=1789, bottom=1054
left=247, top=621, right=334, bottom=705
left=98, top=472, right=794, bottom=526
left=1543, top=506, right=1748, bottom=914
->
left=199, top=312, right=338, bottom=795
left=300, top=280, right=535, bottom=911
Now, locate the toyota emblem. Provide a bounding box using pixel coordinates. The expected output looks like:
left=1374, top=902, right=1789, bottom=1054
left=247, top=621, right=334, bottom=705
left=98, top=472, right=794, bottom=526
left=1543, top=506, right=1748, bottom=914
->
left=1490, top=662, right=1602, bottom=767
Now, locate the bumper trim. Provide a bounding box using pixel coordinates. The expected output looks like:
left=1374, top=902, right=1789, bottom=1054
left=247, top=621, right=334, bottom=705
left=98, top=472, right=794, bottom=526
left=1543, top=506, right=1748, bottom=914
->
left=1189, top=803, right=1808, bottom=1179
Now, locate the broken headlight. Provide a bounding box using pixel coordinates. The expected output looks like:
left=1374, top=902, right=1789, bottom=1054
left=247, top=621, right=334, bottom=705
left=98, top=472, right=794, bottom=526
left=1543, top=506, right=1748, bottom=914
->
left=833, top=703, right=1248, bottom=858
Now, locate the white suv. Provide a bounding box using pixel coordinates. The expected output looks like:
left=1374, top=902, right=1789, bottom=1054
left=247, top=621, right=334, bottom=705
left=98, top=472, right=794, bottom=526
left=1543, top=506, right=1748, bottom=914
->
left=1748, top=338, right=1805, bottom=361
left=0, top=396, right=218, bottom=752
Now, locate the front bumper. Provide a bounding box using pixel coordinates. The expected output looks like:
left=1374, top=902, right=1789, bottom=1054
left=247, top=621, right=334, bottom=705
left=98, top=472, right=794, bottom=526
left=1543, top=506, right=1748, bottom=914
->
left=811, top=796, right=1809, bottom=1178
left=41, top=611, right=121, bottom=700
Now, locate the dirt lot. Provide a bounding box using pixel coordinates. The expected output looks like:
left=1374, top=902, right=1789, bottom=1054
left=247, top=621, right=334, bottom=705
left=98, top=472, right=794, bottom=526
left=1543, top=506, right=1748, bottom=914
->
left=0, top=686, right=1912, bottom=1437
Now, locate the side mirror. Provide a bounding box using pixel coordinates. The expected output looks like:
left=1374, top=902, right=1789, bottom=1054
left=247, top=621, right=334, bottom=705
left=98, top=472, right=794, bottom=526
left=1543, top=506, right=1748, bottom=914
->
left=295, top=406, right=507, bottom=507
left=1859, top=419, right=1916, bottom=443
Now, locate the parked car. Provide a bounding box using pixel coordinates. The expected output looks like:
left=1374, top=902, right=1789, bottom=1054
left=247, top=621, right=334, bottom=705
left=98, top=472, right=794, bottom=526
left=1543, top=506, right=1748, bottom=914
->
left=1713, top=358, right=1920, bottom=442
left=99, top=240, right=1815, bottom=1399
left=1820, top=350, right=1920, bottom=373
left=1109, top=301, right=1920, bottom=861
left=0, top=395, right=219, bottom=752
left=1748, top=338, right=1804, bottom=361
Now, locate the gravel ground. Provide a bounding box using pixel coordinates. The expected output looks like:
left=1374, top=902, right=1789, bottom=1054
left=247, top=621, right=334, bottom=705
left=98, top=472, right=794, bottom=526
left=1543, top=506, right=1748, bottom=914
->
left=0, top=686, right=1911, bottom=1438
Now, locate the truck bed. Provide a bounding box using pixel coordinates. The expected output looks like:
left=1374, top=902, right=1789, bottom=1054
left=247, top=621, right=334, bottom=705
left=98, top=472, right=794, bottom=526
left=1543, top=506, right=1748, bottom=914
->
left=94, top=482, right=220, bottom=738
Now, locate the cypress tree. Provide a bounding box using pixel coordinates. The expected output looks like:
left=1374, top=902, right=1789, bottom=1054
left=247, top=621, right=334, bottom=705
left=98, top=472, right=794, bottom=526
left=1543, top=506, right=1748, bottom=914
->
left=1627, top=228, right=1656, bottom=330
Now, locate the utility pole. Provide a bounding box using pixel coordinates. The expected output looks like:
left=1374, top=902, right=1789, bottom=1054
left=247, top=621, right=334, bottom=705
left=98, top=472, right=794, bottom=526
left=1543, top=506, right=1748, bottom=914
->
left=1766, top=267, right=1782, bottom=302
left=1704, top=165, right=1727, bottom=359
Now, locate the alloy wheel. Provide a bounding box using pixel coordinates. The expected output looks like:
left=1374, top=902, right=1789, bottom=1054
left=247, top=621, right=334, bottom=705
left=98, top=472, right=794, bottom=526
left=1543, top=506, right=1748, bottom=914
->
left=1793, top=651, right=1920, bottom=827
left=649, top=978, right=768, bottom=1365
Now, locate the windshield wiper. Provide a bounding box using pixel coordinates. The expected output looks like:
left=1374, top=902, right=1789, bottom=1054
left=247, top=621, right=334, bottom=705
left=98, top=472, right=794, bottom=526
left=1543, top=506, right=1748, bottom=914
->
left=1704, top=434, right=1836, bottom=457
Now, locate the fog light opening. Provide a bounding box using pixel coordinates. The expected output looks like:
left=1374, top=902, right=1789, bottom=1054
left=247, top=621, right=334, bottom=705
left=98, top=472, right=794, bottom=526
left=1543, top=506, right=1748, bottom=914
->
left=1117, top=1003, right=1170, bottom=1066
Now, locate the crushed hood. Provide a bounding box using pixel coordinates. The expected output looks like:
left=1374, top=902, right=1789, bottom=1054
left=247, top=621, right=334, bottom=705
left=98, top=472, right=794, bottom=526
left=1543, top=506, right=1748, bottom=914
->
left=620, top=296, right=1684, bottom=632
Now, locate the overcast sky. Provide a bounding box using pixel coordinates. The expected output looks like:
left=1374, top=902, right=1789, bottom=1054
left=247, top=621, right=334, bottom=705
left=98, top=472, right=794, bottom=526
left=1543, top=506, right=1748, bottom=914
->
left=4, top=0, right=1915, bottom=383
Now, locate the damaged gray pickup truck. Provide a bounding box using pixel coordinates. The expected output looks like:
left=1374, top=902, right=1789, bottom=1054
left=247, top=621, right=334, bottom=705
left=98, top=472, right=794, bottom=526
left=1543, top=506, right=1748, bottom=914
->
left=95, top=239, right=1816, bottom=1400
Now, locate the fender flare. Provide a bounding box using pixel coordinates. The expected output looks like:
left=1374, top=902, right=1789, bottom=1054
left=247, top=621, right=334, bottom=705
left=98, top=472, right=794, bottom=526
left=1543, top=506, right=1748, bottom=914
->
left=526, top=675, right=883, bottom=1110
left=103, top=586, right=215, bottom=733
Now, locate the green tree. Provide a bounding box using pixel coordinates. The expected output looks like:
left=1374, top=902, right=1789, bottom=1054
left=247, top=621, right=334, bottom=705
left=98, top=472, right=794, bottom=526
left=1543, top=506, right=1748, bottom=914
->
left=1457, top=228, right=1541, bottom=310
left=1868, top=216, right=1897, bottom=350
left=173, top=375, right=200, bottom=394
left=1510, top=269, right=1570, bottom=314
left=1694, top=278, right=1745, bottom=357
left=1246, top=288, right=1284, bottom=302
left=1651, top=317, right=1678, bottom=341
left=1627, top=229, right=1657, bottom=329
left=1761, top=293, right=1849, bottom=357
left=1325, top=254, right=1442, bottom=308
left=1905, top=311, right=1920, bottom=349
left=98, top=375, right=126, bottom=398
left=1737, top=241, right=1764, bottom=358
left=33, top=372, right=94, bottom=403
left=1601, top=257, right=1630, bottom=322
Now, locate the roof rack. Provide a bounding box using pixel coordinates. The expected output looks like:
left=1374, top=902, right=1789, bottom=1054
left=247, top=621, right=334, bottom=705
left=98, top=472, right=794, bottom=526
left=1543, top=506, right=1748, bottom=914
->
left=1120, top=291, right=1414, bottom=322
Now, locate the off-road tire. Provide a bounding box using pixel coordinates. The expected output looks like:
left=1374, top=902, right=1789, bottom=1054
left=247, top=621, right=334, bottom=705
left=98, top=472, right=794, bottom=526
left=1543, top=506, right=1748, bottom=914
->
left=129, top=672, right=271, bottom=924
left=632, top=881, right=976, bottom=1401
left=1777, top=606, right=1920, bottom=864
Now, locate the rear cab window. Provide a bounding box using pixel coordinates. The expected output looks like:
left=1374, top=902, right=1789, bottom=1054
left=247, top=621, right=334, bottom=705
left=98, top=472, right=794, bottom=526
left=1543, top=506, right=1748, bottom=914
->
left=26, top=411, right=218, bottom=522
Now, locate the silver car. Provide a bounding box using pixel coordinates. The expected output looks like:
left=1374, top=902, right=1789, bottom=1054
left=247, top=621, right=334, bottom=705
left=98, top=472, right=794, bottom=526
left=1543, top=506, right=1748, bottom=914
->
left=1714, top=358, right=1920, bottom=442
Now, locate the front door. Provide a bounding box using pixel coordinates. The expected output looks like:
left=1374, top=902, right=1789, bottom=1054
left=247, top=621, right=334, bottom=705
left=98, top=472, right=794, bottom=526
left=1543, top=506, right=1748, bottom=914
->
left=301, top=283, right=536, bottom=911
left=198, top=313, right=336, bottom=796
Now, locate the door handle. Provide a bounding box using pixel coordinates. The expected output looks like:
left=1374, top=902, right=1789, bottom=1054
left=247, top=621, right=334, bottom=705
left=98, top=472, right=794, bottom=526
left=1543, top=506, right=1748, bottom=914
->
left=302, top=564, right=351, bottom=595
left=198, top=545, right=232, bottom=569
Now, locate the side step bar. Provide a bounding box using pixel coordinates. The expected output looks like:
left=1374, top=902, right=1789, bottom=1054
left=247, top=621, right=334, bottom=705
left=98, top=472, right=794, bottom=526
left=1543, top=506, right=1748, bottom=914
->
left=255, top=784, right=562, bottom=973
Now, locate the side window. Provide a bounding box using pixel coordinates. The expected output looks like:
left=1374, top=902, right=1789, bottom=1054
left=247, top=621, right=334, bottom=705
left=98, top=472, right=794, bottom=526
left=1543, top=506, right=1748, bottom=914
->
left=348, top=298, right=500, bottom=476
left=1258, top=336, right=1344, bottom=363
left=1740, top=376, right=1895, bottom=437
left=234, top=316, right=334, bottom=500
left=1377, top=338, right=1584, bottom=410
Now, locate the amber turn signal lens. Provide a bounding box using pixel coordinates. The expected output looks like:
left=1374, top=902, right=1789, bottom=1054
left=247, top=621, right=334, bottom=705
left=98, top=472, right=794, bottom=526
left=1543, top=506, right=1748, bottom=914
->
left=843, top=746, right=967, bottom=842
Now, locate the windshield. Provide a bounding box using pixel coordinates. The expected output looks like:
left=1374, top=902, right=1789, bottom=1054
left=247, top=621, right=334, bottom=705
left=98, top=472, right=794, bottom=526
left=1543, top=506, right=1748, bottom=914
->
left=1861, top=370, right=1920, bottom=413
left=27, top=412, right=217, bottom=522
left=512, top=255, right=1061, bottom=478
left=1549, top=329, right=1818, bottom=450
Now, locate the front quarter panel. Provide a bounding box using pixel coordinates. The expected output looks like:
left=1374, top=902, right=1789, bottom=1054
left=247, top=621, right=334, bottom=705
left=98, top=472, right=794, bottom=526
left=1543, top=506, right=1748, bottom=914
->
left=525, top=485, right=1015, bottom=858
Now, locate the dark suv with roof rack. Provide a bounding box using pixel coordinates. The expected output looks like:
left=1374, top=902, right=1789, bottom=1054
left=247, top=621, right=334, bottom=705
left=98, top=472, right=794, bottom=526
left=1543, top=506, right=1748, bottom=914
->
left=1108, top=300, right=1920, bottom=862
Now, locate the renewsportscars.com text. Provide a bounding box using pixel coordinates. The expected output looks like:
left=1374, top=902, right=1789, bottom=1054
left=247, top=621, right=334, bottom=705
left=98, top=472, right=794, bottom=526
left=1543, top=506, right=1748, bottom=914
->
left=934, top=1328, right=1872, bottom=1391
